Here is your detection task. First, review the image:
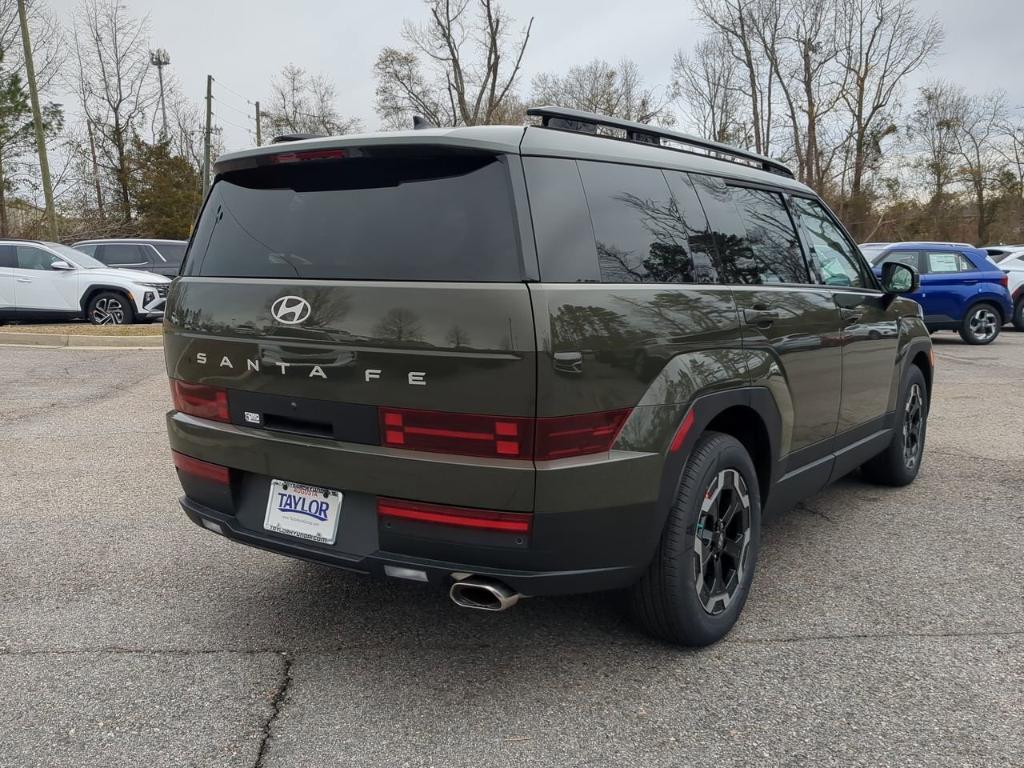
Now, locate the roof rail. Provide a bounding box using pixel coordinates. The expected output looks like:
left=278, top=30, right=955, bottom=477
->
left=270, top=133, right=325, bottom=144
left=526, top=106, right=794, bottom=179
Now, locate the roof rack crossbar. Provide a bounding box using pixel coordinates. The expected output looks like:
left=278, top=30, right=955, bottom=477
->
left=526, top=106, right=794, bottom=179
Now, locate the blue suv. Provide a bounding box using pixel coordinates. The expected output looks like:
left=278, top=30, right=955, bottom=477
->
left=869, top=243, right=1013, bottom=344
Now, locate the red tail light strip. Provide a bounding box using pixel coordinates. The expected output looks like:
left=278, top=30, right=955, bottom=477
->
left=380, top=408, right=533, bottom=459
left=171, top=380, right=230, bottom=423
left=534, top=409, right=631, bottom=460
left=271, top=148, right=347, bottom=164
left=377, top=498, right=531, bottom=534
left=172, top=451, right=230, bottom=484
left=379, top=407, right=631, bottom=461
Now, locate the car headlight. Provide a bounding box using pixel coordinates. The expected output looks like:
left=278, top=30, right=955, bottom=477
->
left=139, top=282, right=166, bottom=289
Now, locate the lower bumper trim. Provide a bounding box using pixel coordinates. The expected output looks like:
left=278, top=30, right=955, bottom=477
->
left=180, top=496, right=642, bottom=596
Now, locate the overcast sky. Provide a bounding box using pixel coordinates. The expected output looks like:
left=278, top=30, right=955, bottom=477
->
left=45, top=0, right=1024, bottom=152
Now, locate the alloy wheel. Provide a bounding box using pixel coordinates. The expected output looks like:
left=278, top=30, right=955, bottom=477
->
left=91, top=297, right=126, bottom=325
left=902, top=382, right=924, bottom=469
left=693, top=468, right=752, bottom=615
left=968, top=308, right=998, bottom=342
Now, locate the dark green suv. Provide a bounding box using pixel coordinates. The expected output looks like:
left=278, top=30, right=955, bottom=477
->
left=165, top=107, right=932, bottom=646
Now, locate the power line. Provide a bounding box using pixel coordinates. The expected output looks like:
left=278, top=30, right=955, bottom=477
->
left=213, top=76, right=255, bottom=106
left=213, top=112, right=256, bottom=136
left=213, top=96, right=252, bottom=120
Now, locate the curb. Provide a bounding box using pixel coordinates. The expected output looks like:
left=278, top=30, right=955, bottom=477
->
left=0, top=331, right=163, bottom=348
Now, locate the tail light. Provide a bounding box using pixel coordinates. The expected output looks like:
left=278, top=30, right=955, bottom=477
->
left=534, top=409, right=631, bottom=460
left=998, top=273, right=1009, bottom=288
left=171, top=380, right=229, bottom=423
left=172, top=451, right=230, bottom=484
left=272, top=148, right=347, bottom=164
left=378, top=498, right=531, bottom=533
left=379, top=407, right=630, bottom=461
left=380, top=408, right=533, bottom=459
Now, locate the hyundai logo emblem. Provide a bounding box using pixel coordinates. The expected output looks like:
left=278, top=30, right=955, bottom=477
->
left=270, top=295, right=312, bottom=325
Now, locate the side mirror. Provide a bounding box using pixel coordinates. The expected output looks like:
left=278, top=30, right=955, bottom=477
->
left=881, top=262, right=919, bottom=294
left=50, top=260, right=74, bottom=271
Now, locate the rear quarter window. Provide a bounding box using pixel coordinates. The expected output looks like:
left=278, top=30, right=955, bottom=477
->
left=187, top=153, right=522, bottom=282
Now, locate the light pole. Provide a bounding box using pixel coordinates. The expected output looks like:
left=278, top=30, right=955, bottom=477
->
left=150, top=48, right=171, bottom=141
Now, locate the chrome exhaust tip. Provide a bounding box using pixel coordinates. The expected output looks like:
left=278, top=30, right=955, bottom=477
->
left=449, top=577, right=520, bottom=612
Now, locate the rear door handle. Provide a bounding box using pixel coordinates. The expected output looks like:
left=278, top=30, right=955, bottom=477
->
left=743, top=308, right=780, bottom=327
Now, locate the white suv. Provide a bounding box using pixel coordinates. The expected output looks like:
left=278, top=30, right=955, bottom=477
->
left=985, top=246, right=1024, bottom=329
left=0, top=240, right=171, bottom=325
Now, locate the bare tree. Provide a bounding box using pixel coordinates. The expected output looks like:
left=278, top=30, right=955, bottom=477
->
left=531, top=58, right=673, bottom=125
left=837, top=0, right=942, bottom=220
left=261, top=64, right=361, bottom=137
left=672, top=35, right=746, bottom=143
left=374, top=0, right=533, bottom=129
left=70, top=0, right=157, bottom=221
left=910, top=81, right=965, bottom=208
left=693, top=0, right=773, bottom=154
left=948, top=90, right=1007, bottom=244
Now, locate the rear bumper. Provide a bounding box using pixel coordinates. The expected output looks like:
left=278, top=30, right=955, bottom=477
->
left=180, top=495, right=642, bottom=596
left=167, top=411, right=665, bottom=597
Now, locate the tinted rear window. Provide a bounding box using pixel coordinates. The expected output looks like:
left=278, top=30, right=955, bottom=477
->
left=186, top=154, right=521, bottom=281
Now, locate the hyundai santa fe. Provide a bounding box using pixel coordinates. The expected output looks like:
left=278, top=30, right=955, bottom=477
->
left=165, top=107, right=933, bottom=646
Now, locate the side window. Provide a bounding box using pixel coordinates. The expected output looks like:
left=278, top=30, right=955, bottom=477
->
left=790, top=197, right=866, bottom=288
left=74, top=244, right=97, bottom=256
left=0, top=244, right=15, bottom=268
left=577, top=160, right=686, bottom=284
left=523, top=157, right=600, bottom=282
left=692, top=175, right=808, bottom=284
left=15, top=246, right=60, bottom=270
left=729, top=186, right=808, bottom=284
left=926, top=251, right=965, bottom=273
left=154, top=243, right=187, bottom=264
left=690, top=175, right=758, bottom=284
left=97, top=243, right=147, bottom=265
left=880, top=251, right=921, bottom=270
left=662, top=171, right=721, bottom=284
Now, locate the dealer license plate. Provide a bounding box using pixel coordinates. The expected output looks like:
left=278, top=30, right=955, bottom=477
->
left=263, top=480, right=342, bottom=545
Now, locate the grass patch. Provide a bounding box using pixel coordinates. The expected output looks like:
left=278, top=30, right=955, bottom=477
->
left=0, top=322, right=163, bottom=336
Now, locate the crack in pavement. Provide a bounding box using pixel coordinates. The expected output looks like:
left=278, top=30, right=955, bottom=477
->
left=255, top=653, right=292, bottom=768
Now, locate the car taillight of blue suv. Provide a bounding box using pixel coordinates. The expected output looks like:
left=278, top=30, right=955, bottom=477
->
left=869, top=243, right=1013, bottom=344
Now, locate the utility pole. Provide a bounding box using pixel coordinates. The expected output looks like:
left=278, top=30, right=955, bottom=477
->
left=150, top=49, right=171, bottom=140
left=255, top=101, right=261, bottom=146
left=16, top=0, right=56, bottom=238
left=202, top=74, right=212, bottom=199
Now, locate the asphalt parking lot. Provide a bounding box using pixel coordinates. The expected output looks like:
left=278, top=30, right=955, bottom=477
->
left=1, top=333, right=1022, bottom=768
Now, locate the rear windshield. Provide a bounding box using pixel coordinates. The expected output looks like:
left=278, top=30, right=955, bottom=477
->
left=185, top=153, right=521, bottom=281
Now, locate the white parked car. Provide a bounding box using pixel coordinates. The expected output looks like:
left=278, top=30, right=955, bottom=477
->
left=984, top=246, right=1024, bottom=329
left=0, top=239, right=171, bottom=325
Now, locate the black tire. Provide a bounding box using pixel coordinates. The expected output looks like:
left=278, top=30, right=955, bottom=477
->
left=958, top=303, right=1001, bottom=345
left=630, top=431, right=761, bottom=647
left=860, top=365, right=928, bottom=487
left=1013, top=298, right=1024, bottom=332
left=86, top=291, right=134, bottom=325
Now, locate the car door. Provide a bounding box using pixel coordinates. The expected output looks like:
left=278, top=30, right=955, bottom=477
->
left=692, top=175, right=843, bottom=466
left=789, top=196, right=901, bottom=438
left=0, top=244, right=16, bottom=316
left=919, top=250, right=971, bottom=323
left=13, top=245, right=81, bottom=313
